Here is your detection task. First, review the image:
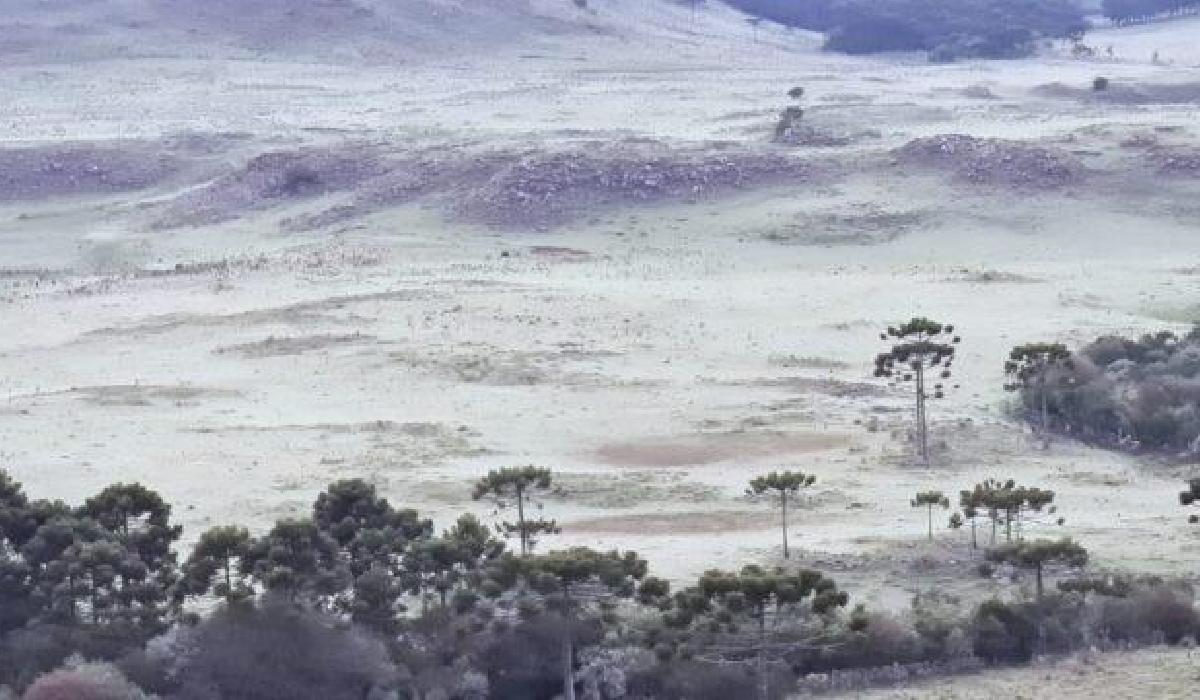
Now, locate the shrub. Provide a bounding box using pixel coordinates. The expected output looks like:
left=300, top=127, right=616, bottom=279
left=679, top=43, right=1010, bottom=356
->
left=21, top=662, right=148, bottom=700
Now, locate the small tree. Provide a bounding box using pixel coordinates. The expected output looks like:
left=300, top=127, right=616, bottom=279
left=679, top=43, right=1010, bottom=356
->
left=1004, top=342, right=1072, bottom=448
left=874, top=318, right=961, bottom=466
left=473, top=466, right=559, bottom=557
left=747, top=471, right=816, bottom=558
left=959, top=487, right=984, bottom=549
left=986, top=538, right=1088, bottom=598
left=183, top=525, right=253, bottom=606
left=911, top=491, right=950, bottom=540
left=1181, top=478, right=1200, bottom=524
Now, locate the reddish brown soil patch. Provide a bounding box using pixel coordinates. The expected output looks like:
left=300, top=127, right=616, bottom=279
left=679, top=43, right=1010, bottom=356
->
left=568, top=509, right=776, bottom=535
left=593, top=431, right=849, bottom=467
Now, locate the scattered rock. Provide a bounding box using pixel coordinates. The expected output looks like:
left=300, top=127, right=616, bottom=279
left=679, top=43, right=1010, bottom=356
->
left=895, top=134, right=1083, bottom=189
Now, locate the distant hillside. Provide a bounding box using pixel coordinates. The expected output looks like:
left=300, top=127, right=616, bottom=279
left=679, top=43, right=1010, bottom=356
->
left=0, top=0, right=773, bottom=63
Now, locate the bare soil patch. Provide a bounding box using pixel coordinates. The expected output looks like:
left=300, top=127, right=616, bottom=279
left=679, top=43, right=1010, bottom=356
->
left=593, top=430, right=850, bottom=467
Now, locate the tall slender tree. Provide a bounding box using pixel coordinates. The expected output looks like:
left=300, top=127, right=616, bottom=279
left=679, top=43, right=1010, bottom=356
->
left=875, top=318, right=961, bottom=466
left=747, top=471, right=816, bottom=558
left=1004, top=342, right=1073, bottom=448
left=911, top=490, right=950, bottom=540
left=473, top=466, right=558, bottom=557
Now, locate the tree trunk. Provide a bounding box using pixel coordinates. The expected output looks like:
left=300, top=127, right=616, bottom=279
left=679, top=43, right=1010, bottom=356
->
left=1040, top=373, right=1051, bottom=450
left=517, top=486, right=528, bottom=557
left=927, top=504, right=933, bottom=540
left=757, top=613, right=769, bottom=700
left=1035, top=562, right=1044, bottom=599
left=781, top=491, right=789, bottom=559
left=563, top=634, right=576, bottom=700
left=916, top=363, right=929, bottom=466
left=970, top=517, right=977, bottom=549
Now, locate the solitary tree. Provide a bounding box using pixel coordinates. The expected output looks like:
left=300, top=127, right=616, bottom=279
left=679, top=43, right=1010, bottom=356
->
left=1004, top=342, right=1073, bottom=448
left=1181, top=478, right=1200, bottom=523
left=986, top=538, right=1088, bottom=598
left=875, top=318, right=961, bottom=466
left=473, top=466, right=558, bottom=557
left=747, top=471, right=816, bottom=558
left=911, top=490, right=950, bottom=540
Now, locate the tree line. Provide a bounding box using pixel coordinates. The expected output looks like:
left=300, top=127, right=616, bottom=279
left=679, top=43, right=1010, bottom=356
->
left=4, top=455, right=1197, bottom=698
left=727, top=0, right=1088, bottom=60
left=1103, top=0, right=1200, bottom=25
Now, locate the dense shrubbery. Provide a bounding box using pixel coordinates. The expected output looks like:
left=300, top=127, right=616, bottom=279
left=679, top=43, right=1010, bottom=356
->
left=1020, top=326, right=1200, bottom=456
left=1103, top=0, right=1200, bottom=25
left=1, top=468, right=1197, bottom=698
left=727, top=0, right=1088, bottom=60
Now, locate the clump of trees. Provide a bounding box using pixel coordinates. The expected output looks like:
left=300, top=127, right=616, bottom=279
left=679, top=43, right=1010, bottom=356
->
left=1017, top=326, right=1200, bottom=457
left=1, top=462, right=1198, bottom=698
left=727, top=0, right=1088, bottom=61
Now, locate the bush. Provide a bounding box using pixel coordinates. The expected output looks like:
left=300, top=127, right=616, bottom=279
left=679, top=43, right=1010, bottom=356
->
left=21, top=662, right=148, bottom=700
left=163, top=599, right=399, bottom=700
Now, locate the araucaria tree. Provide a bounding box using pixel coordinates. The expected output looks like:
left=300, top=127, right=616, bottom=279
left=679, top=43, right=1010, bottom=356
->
left=748, top=471, right=816, bottom=558
left=911, top=490, right=950, bottom=540
left=875, top=317, right=961, bottom=466
left=1004, top=342, right=1073, bottom=448
left=473, top=466, right=559, bottom=557
left=1181, top=479, right=1200, bottom=524
left=986, top=538, right=1088, bottom=598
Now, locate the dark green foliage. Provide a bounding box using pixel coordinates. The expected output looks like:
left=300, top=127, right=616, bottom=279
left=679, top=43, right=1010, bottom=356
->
left=167, top=597, right=399, bottom=699
left=242, top=518, right=348, bottom=604
left=728, top=0, right=1087, bottom=60
left=1005, top=342, right=1072, bottom=446
left=1032, top=327, right=1200, bottom=456
left=985, top=538, right=1088, bottom=598
left=473, top=466, right=559, bottom=557
left=181, top=526, right=253, bottom=605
